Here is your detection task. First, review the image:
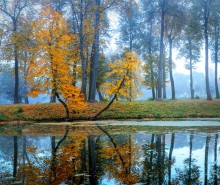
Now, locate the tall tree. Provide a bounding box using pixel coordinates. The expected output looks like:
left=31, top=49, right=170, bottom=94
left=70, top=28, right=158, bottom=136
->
left=178, top=4, right=202, bottom=99
left=67, top=0, right=93, bottom=100
left=202, top=0, right=212, bottom=100
left=209, top=0, right=220, bottom=99
left=26, top=7, right=85, bottom=120
left=157, top=0, right=167, bottom=100
left=0, top=0, right=28, bottom=104
left=88, top=0, right=101, bottom=102
left=140, top=0, right=159, bottom=99
left=165, top=2, right=185, bottom=99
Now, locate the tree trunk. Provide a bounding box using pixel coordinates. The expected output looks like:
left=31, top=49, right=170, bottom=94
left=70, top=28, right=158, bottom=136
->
left=168, top=133, right=175, bottom=185
left=214, top=25, right=220, bottom=99
left=55, top=92, right=70, bottom=121
left=96, top=82, right=104, bottom=102
left=14, top=41, right=19, bottom=104
left=88, top=0, right=101, bottom=102
left=213, top=134, right=218, bottom=185
left=189, top=40, right=194, bottom=99
left=149, top=21, right=156, bottom=99
left=147, top=134, right=155, bottom=184
left=156, top=134, right=163, bottom=184
left=88, top=136, right=97, bottom=184
left=168, top=37, right=175, bottom=99
left=13, top=136, right=18, bottom=178
left=188, top=133, right=194, bottom=182
left=93, top=71, right=127, bottom=119
left=204, top=1, right=212, bottom=100
left=158, top=1, right=165, bottom=100
left=24, top=52, right=29, bottom=104
left=204, top=134, right=211, bottom=185
left=163, top=50, right=167, bottom=99
left=50, top=89, right=56, bottom=103
left=80, top=34, right=87, bottom=100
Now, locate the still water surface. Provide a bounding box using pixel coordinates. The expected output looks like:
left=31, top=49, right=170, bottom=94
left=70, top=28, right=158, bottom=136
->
left=0, top=121, right=220, bottom=185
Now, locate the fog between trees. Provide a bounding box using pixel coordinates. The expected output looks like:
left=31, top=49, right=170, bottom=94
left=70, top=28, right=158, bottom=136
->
left=0, top=0, right=219, bottom=104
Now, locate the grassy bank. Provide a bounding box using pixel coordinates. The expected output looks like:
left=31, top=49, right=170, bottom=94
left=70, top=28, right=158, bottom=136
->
left=0, top=99, right=220, bottom=122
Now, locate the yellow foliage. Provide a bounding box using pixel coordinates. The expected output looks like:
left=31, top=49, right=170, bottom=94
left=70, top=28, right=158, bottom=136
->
left=26, top=7, right=86, bottom=110
left=101, top=51, right=142, bottom=100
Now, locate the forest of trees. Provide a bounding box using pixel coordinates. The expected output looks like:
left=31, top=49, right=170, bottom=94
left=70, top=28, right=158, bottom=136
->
left=0, top=0, right=220, bottom=105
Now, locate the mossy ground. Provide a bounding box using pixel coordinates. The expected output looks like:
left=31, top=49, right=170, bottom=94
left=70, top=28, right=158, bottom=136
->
left=0, top=99, right=220, bottom=122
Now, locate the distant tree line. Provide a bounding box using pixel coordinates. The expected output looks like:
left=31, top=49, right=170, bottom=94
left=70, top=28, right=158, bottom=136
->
left=0, top=0, right=219, bottom=105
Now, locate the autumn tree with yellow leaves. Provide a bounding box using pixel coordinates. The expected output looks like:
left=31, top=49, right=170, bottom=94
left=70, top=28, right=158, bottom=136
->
left=93, top=51, right=142, bottom=119
left=26, top=7, right=86, bottom=121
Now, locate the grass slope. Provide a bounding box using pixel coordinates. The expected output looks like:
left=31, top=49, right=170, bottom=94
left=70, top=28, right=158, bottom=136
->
left=0, top=100, right=220, bottom=122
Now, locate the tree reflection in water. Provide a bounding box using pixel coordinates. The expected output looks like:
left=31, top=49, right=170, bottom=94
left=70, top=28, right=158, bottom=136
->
left=0, top=125, right=220, bottom=185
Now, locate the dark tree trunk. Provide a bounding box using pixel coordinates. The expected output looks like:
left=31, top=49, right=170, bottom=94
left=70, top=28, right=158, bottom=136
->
left=93, top=71, right=127, bottom=119
left=80, top=34, right=87, bottom=100
left=168, top=37, right=175, bottom=99
left=14, top=40, right=19, bottom=104
left=204, top=134, right=211, bottom=185
left=214, top=25, right=220, bottom=99
left=50, top=126, right=69, bottom=183
left=88, top=136, right=97, bottom=184
left=55, top=92, right=70, bottom=121
left=168, top=133, right=175, bottom=185
left=213, top=134, right=218, bottom=185
left=88, top=0, right=101, bottom=102
left=204, top=1, right=212, bottom=100
left=13, top=136, right=18, bottom=178
left=158, top=0, right=165, bottom=100
left=156, top=134, right=163, bottom=184
left=72, top=62, right=77, bottom=87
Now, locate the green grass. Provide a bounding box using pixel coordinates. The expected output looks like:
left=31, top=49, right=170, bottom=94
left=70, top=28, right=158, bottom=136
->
left=0, top=99, right=220, bottom=122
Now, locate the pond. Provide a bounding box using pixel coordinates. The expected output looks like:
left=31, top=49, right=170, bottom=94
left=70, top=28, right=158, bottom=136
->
left=0, top=120, right=220, bottom=185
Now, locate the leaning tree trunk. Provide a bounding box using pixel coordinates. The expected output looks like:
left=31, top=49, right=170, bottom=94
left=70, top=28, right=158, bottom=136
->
left=204, top=1, right=212, bottom=100
left=55, top=92, right=70, bottom=121
left=168, top=37, right=175, bottom=99
left=88, top=0, right=101, bottom=102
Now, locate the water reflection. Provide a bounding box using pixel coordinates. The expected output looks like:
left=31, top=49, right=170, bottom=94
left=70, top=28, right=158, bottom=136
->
left=0, top=124, right=220, bottom=184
